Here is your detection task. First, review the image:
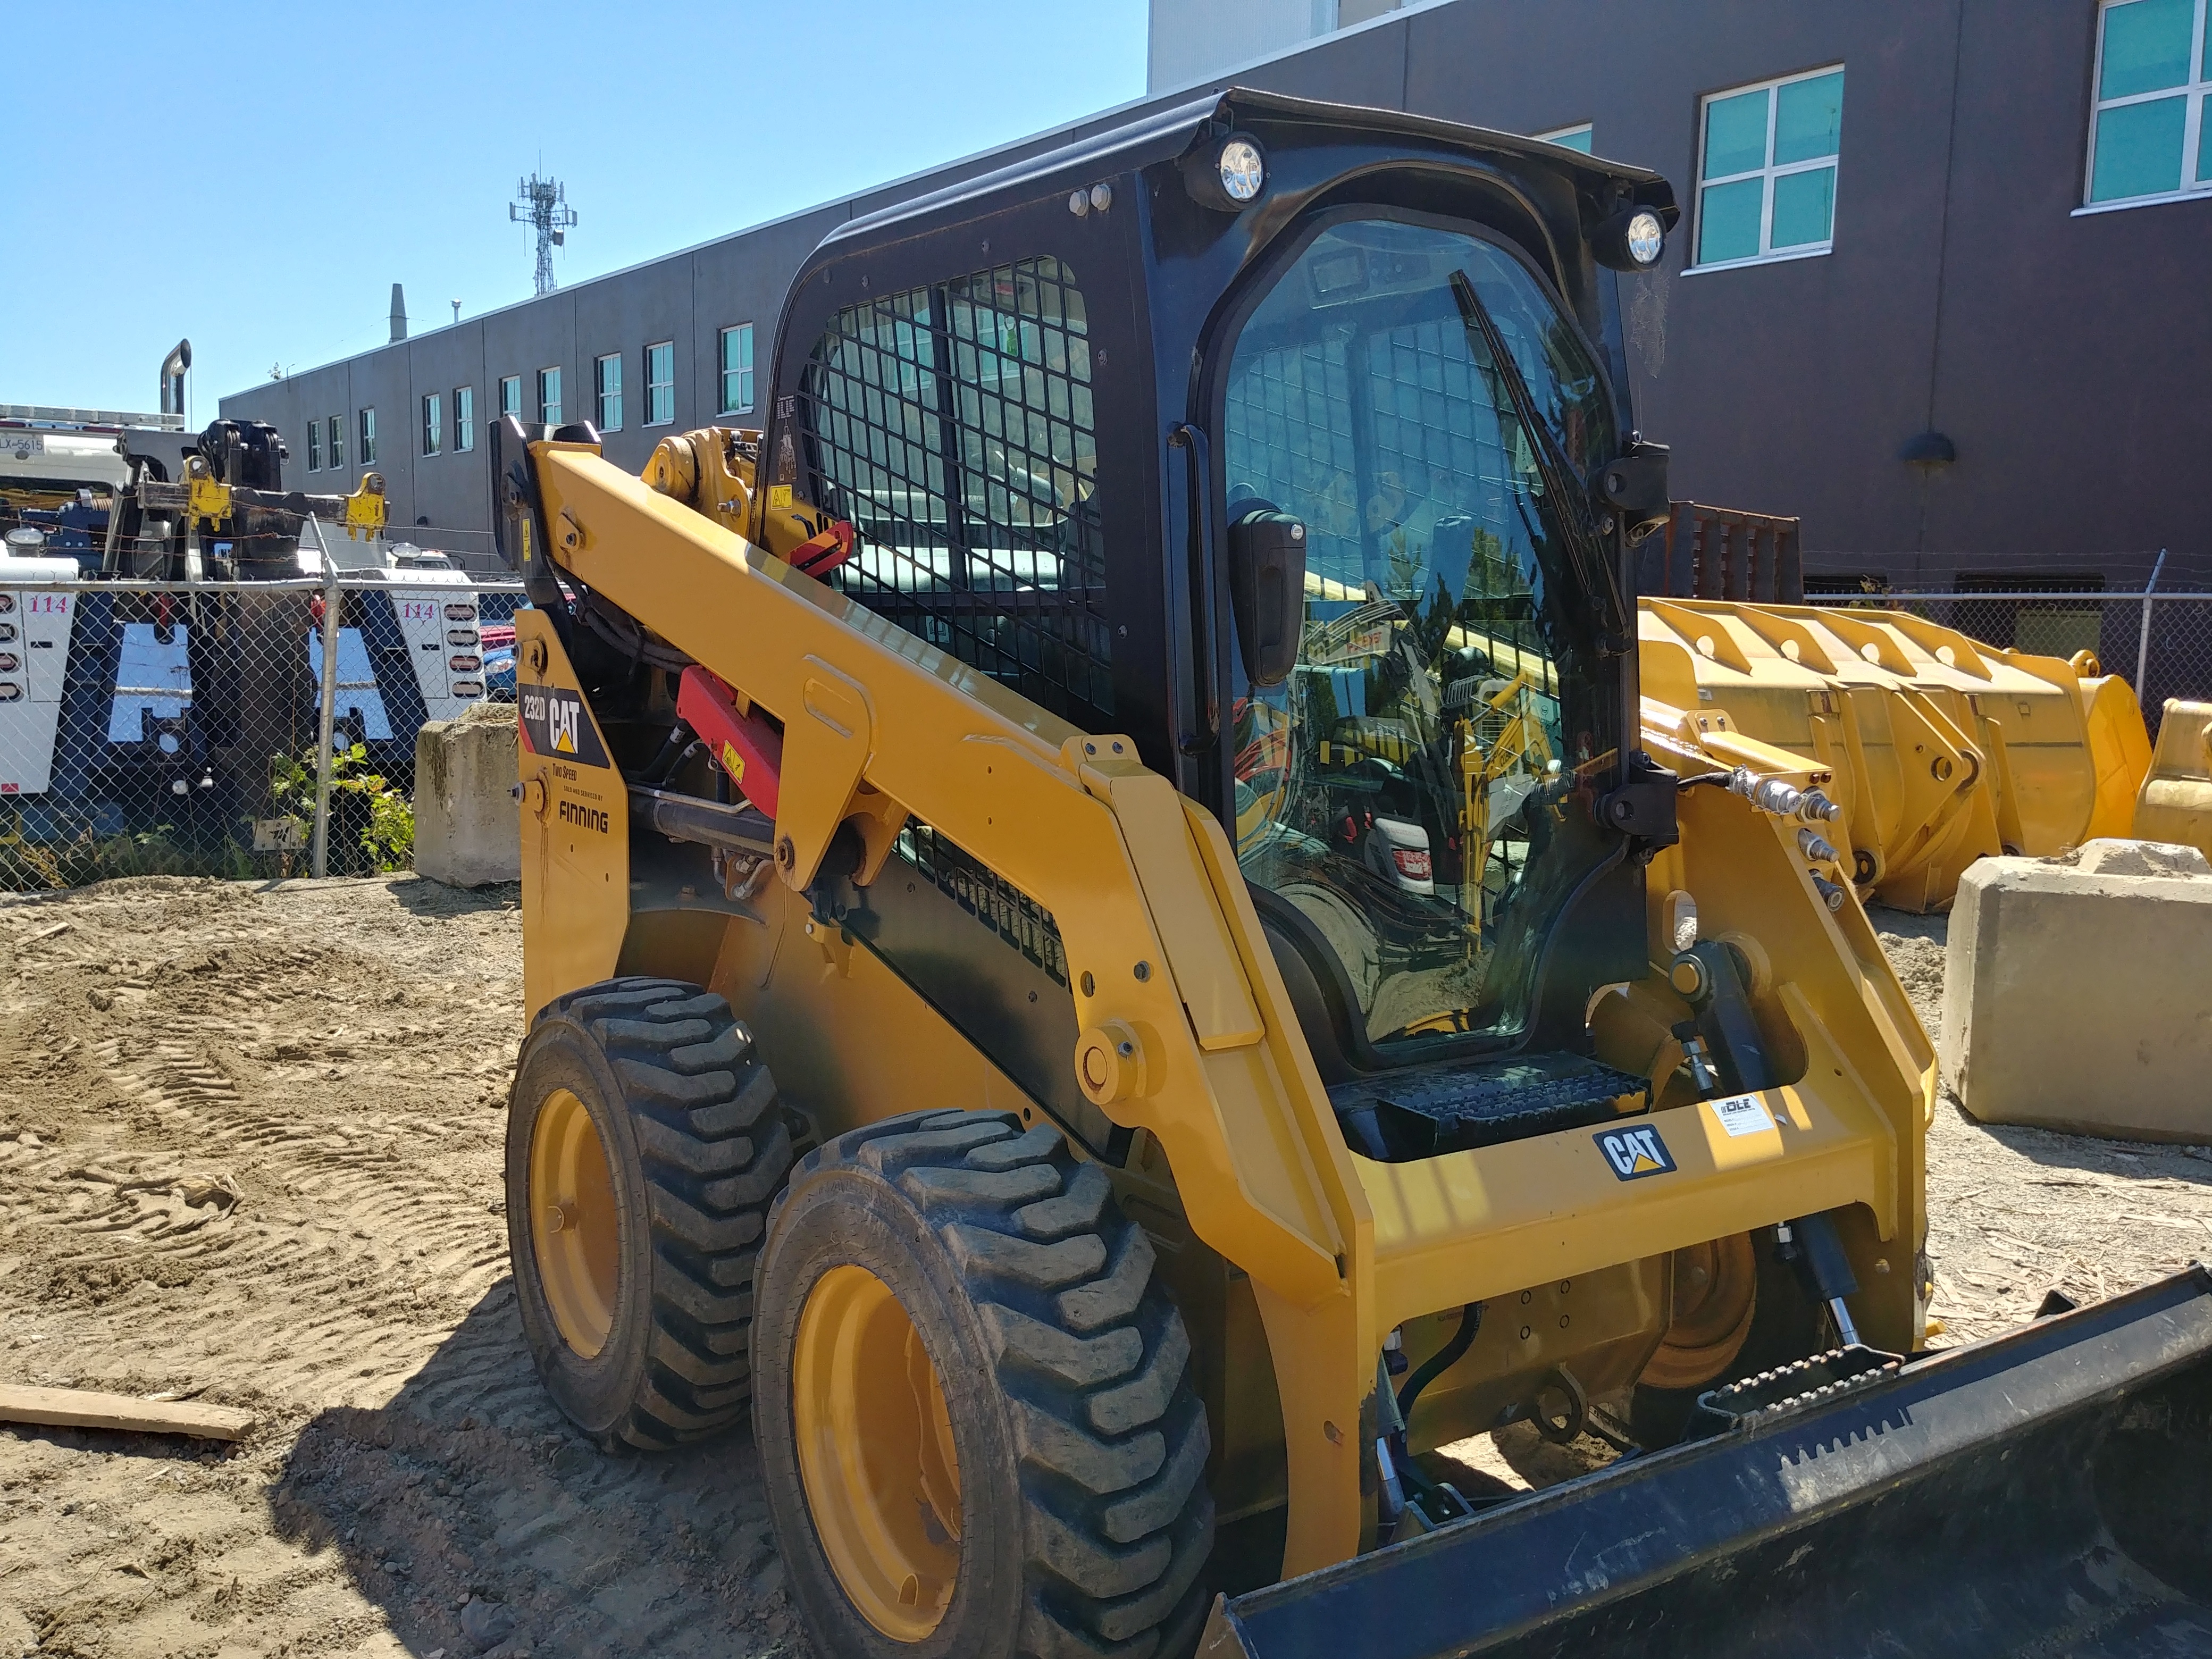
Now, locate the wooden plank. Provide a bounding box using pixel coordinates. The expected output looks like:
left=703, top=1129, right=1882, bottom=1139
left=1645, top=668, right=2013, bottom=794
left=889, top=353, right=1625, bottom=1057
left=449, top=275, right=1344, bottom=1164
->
left=0, top=1384, right=255, bottom=1442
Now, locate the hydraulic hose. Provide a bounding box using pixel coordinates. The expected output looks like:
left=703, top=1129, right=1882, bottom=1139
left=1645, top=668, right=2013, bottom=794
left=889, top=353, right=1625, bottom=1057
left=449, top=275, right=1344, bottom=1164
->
left=1396, top=1302, right=1483, bottom=1427
left=1382, top=1302, right=1494, bottom=1536
left=579, top=589, right=692, bottom=672
left=640, top=728, right=700, bottom=787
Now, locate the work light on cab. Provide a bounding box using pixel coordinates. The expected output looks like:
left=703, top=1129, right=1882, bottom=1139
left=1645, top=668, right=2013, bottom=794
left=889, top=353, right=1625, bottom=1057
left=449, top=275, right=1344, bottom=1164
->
left=1184, top=131, right=1268, bottom=211
left=1627, top=209, right=1665, bottom=263
left=1591, top=202, right=1671, bottom=270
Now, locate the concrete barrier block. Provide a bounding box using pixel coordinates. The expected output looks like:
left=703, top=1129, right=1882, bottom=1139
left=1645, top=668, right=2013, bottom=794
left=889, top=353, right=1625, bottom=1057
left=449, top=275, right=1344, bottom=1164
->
left=1939, top=838, right=2212, bottom=1143
left=413, top=701, right=520, bottom=887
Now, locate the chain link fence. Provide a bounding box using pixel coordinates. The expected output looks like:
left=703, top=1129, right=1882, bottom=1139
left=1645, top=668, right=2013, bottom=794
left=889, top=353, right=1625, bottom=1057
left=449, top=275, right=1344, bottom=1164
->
left=9, top=557, right=2207, bottom=893
left=1, top=569, right=524, bottom=890
left=1804, top=587, right=2212, bottom=739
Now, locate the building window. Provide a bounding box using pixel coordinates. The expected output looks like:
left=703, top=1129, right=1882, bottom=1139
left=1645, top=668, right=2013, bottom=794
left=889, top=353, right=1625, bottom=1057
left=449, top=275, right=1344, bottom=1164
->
left=328, top=414, right=345, bottom=472
left=358, top=407, right=378, bottom=465
left=422, top=391, right=443, bottom=456
left=306, top=420, right=321, bottom=472
left=500, top=375, right=522, bottom=418
left=1694, top=65, right=1845, bottom=269
left=2087, top=0, right=2212, bottom=206
left=646, top=340, right=675, bottom=426
left=455, top=386, right=476, bottom=451
left=595, top=353, right=623, bottom=432
left=719, top=323, right=754, bottom=414
left=1537, top=123, right=1594, bottom=154
left=538, top=367, right=562, bottom=425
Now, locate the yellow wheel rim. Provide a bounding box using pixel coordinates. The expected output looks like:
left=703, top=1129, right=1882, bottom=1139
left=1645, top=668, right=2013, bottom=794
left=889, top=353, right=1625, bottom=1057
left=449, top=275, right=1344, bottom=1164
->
left=529, top=1086, right=621, bottom=1358
left=793, top=1265, right=962, bottom=1641
left=1640, top=1233, right=1758, bottom=1392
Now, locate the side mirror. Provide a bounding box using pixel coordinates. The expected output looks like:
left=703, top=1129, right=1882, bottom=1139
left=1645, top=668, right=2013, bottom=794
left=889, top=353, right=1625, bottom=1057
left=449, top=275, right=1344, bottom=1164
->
left=1597, top=437, right=1671, bottom=543
left=1227, top=503, right=1307, bottom=688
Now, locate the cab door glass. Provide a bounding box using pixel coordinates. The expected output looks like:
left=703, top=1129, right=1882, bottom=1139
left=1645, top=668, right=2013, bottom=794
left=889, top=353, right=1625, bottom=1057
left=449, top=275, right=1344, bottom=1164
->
left=1221, top=219, right=1620, bottom=1050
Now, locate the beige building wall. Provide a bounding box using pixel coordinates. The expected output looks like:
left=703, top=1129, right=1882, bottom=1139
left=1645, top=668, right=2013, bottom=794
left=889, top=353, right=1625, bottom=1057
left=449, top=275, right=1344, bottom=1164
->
left=1147, top=0, right=1407, bottom=93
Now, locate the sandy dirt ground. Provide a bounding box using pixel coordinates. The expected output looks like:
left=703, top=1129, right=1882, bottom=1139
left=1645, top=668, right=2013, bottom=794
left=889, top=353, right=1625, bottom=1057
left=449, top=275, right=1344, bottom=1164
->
left=1, top=878, right=2208, bottom=1658
left=1868, top=908, right=2212, bottom=1342
left=0, top=879, right=793, bottom=1659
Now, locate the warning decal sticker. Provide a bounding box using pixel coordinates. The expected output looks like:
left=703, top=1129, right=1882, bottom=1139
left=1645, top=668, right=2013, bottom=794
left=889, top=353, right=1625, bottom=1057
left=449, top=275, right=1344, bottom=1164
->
left=1710, top=1093, right=1779, bottom=1138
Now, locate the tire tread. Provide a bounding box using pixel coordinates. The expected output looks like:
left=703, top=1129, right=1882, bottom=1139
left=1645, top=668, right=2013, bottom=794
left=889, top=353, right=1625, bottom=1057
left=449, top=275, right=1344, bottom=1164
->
left=532, top=977, right=792, bottom=1451
left=794, top=1108, right=1213, bottom=1659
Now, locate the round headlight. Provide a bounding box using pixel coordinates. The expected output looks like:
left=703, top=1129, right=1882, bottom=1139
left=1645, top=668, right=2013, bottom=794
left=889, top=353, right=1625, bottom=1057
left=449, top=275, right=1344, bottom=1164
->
left=1218, top=137, right=1266, bottom=203
left=1591, top=202, right=1673, bottom=271
left=1626, top=208, right=1666, bottom=266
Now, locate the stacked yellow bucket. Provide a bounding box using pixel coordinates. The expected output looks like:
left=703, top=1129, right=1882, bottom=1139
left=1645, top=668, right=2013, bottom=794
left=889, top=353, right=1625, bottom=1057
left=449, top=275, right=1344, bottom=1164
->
left=1638, top=599, right=2154, bottom=912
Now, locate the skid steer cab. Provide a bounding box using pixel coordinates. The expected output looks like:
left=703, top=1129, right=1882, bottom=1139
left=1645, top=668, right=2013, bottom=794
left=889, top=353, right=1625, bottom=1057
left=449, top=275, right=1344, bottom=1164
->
left=491, top=88, right=2212, bottom=1659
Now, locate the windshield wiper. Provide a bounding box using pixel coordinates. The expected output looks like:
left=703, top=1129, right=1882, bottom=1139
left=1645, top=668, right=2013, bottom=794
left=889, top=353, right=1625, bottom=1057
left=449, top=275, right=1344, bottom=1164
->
left=1449, top=270, right=1632, bottom=655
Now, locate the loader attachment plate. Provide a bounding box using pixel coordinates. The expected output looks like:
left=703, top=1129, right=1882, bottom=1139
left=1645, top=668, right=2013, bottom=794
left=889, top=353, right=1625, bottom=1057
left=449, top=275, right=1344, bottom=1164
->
left=1202, top=1265, right=2212, bottom=1659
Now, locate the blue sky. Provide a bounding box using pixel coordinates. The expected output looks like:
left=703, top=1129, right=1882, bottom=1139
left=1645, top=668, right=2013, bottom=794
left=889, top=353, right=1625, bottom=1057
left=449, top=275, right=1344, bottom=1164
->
left=0, top=1, right=1147, bottom=420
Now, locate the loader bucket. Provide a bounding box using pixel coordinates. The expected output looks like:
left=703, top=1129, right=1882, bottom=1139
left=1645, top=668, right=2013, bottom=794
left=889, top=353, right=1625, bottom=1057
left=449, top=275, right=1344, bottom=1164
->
left=2132, top=699, right=2212, bottom=862
left=1201, top=1266, right=2212, bottom=1659
left=1636, top=598, right=2146, bottom=911
left=2076, top=670, right=2154, bottom=841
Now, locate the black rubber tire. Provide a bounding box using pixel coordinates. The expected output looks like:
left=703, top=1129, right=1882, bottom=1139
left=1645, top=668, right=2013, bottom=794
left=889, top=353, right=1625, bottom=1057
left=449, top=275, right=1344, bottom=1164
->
left=507, top=976, right=793, bottom=1449
left=1629, top=1228, right=1828, bottom=1449
left=755, top=1108, right=1214, bottom=1659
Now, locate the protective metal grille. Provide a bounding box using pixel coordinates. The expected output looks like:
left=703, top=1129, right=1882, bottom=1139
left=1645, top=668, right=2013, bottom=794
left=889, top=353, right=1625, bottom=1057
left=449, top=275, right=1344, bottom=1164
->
left=894, top=820, right=1068, bottom=987
left=803, top=256, right=1111, bottom=720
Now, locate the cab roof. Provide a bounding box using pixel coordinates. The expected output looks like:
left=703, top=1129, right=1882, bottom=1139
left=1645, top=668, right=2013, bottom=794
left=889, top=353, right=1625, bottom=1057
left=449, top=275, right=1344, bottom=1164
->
left=805, top=86, right=1676, bottom=273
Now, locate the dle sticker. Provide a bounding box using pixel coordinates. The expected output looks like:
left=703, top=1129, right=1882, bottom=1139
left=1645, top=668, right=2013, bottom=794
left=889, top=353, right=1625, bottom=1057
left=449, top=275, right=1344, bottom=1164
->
left=1710, top=1093, right=1779, bottom=1138
left=518, top=684, right=610, bottom=768
left=1595, top=1123, right=1676, bottom=1181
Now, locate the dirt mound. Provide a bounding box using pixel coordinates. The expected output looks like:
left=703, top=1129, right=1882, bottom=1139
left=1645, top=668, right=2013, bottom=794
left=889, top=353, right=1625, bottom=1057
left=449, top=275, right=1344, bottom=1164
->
left=1874, top=925, right=1947, bottom=1043
left=0, top=877, right=797, bottom=1658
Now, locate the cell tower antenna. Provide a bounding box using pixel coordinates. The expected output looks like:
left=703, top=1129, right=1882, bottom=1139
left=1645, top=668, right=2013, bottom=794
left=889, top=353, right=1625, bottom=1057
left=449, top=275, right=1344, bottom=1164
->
left=508, top=173, right=578, bottom=298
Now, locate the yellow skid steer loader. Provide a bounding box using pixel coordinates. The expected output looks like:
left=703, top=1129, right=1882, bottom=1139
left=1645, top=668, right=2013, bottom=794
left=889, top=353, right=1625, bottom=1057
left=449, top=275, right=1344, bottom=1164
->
left=494, top=90, right=2212, bottom=1658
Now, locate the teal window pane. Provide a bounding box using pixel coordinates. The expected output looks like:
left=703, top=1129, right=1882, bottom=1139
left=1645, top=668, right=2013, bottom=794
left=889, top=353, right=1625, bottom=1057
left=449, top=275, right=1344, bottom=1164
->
left=1771, top=165, right=1836, bottom=247
left=1704, top=88, right=1770, bottom=179
left=1697, top=178, right=1765, bottom=264
left=2090, top=95, right=2187, bottom=199
left=1549, top=125, right=1594, bottom=154
left=2200, top=95, right=2212, bottom=179
left=1774, top=71, right=1845, bottom=164
left=2099, top=0, right=2193, bottom=98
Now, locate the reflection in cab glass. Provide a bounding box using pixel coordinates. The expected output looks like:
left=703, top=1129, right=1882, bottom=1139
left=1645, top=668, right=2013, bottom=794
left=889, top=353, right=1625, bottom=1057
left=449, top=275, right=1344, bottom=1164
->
left=1222, top=219, right=1623, bottom=1052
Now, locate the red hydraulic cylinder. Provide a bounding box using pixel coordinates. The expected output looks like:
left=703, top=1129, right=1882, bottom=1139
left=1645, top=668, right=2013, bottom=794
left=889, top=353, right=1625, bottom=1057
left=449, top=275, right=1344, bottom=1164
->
left=676, top=666, right=783, bottom=816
